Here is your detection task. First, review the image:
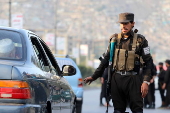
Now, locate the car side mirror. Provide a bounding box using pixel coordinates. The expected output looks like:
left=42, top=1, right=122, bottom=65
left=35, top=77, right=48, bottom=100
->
left=61, top=65, right=76, bottom=76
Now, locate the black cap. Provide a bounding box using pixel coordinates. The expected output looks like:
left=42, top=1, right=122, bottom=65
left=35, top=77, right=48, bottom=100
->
left=117, top=12, right=134, bottom=23
left=165, top=59, right=170, bottom=65
left=158, top=62, right=163, bottom=65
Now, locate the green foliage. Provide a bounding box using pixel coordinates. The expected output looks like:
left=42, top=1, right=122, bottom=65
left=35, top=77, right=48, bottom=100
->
left=79, top=56, right=86, bottom=65
left=78, top=65, right=95, bottom=78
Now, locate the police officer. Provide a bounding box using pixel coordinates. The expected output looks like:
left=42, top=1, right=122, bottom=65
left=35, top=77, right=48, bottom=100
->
left=162, top=59, right=170, bottom=107
left=157, top=62, right=166, bottom=107
left=84, top=13, right=153, bottom=113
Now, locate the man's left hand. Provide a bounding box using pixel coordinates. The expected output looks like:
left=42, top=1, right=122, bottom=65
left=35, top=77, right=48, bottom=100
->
left=100, top=77, right=104, bottom=84
left=141, top=83, right=149, bottom=98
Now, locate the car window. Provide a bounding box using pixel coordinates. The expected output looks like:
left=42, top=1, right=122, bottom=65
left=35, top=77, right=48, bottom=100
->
left=0, top=30, right=23, bottom=60
left=30, top=36, right=51, bottom=72
left=37, top=38, right=60, bottom=76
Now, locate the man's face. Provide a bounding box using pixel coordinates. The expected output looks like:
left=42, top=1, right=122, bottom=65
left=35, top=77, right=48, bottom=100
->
left=165, top=63, right=170, bottom=67
left=120, top=22, right=135, bottom=34
left=158, top=65, right=163, bottom=69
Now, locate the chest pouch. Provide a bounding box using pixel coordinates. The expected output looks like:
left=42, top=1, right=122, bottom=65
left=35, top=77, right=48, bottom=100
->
left=113, top=33, right=138, bottom=71
left=113, top=49, right=135, bottom=71
left=126, top=51, right=135, bottom=71
left=113, top=49, right=126, bottom=71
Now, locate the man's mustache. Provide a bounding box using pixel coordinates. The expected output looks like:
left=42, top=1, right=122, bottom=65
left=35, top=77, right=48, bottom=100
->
left=121, top=28, right=128, bottom=30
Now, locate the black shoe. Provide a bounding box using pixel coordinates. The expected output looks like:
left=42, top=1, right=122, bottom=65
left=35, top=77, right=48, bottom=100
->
left=143, top=105, right=147, bottom=108
left=147, top=103, right=155, bottom=109
left=152, top=104, right=155, bottom=109
left=159, top=105, right=168, bottom=109
left=143, top=104, right=148, bottom=109
left=147, top=105, right=153, bottom=109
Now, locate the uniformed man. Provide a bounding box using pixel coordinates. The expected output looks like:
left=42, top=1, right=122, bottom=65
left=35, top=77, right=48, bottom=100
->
left=84, top=13, right=153, bottom=113
left=157, top=62, right=166, bottom=107
left=162, top=59, right=170, bottom=108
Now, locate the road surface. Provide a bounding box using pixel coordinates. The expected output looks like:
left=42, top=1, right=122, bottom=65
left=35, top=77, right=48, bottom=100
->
left=82, top=88, right=170, bottom=113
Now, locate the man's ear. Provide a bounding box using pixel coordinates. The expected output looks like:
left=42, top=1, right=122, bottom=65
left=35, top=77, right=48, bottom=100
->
left=132, top=22, right=135, bottom=28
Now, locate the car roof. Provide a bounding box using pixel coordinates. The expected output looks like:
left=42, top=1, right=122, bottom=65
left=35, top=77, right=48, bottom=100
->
left=0, top=27, right=40, bottom=64
left=55, top=57, right=77, bottom=69
left=0, top=26, right=37, bottom=35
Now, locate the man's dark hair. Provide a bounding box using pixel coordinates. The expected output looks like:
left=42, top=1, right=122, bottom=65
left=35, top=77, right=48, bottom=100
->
left=130, top=21, right=134, bottom=28
left=158, top=62, right=163, bottom=65
left=130, top=21, right=134, bottom=24
left=165, top=59, right=170, bottom=65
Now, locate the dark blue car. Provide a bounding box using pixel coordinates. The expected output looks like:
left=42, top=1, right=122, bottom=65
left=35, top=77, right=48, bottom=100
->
left=0, top=27, right=77, bottom=113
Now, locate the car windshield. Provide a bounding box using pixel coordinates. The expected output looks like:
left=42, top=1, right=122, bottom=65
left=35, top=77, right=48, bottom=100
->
left=0, top=30, right=23, bottom=60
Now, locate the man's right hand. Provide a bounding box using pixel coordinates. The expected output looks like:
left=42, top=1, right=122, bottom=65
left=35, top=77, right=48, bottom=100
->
left=84, top=77, right=94, bottom=85
left=162, top=83, right=166, bottom=90
left=100, top=77, right=104, bottom=84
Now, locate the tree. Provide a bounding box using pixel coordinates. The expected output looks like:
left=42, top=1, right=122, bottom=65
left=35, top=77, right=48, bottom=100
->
left=78, top=65, right=94, bottom=78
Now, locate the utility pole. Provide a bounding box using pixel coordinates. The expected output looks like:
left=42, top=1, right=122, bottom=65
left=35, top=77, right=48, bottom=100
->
left=9, top=0, right=12, bottom=27
left=53, top=0, right=58, bottom=54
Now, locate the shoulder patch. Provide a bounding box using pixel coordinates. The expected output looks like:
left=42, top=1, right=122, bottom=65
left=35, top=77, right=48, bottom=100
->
left=143, top=46, right=150, bottom=55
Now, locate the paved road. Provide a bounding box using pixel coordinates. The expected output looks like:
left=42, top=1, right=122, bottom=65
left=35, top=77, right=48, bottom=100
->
left=82, top=88, right=170, bottom=113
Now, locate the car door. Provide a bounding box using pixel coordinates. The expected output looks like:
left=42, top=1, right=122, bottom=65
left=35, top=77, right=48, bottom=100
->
left=59, top=77, right=75, bottom=113
left=30, top=35, right=62, bottom=112
left=37, top=38, right=75, bottom=113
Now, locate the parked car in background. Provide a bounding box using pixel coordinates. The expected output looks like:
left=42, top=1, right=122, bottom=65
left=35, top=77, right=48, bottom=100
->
left=0, top=27, right=77, bottom=113
left=56, top=57, right=83, bottom=113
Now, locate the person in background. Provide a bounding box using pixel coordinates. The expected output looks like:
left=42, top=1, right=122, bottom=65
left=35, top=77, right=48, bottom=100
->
left=100, top=67, right=111, bottom=107
left=100, top=76, right=104, bottom=106
left=157, top=62, right=166, bottom=107
left=0, top=38, right=16, bottom=58
left=143, top=63, right=156, bottom=109
left=162, top=59, right=170, bottom=108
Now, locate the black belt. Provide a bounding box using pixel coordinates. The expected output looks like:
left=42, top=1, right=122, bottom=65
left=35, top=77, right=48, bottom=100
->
left=116, top=71, right=137, bottom=75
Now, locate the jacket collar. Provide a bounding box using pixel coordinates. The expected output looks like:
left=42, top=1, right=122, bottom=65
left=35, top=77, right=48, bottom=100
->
left=130, top=30, right=134, bottom=36
left=121, top=30, right=134, bottom=37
